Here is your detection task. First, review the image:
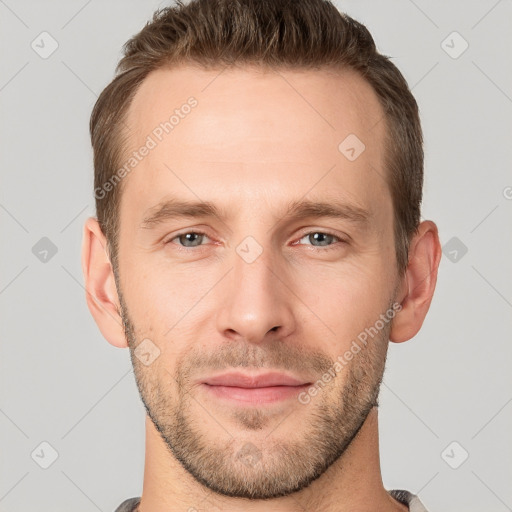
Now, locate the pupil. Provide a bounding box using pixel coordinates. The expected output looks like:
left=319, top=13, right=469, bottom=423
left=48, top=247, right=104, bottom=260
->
left=311, top=233, right=331, bottom=246
left=181, top=233, right=201, bottom=246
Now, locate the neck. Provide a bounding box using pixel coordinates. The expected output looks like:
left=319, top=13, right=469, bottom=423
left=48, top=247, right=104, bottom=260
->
left=138, top=408, right=408, bottom=512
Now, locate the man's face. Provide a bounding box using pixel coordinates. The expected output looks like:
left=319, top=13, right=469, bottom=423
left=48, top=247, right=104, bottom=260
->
left=116, top=65, right=400, bottom=499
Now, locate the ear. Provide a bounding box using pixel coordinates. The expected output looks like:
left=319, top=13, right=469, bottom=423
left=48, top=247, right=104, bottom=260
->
left=389, top=220, right=442, bottom=343
left=81, top=217, right=128, bottom=348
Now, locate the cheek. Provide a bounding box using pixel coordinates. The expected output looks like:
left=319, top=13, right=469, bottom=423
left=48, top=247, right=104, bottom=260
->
left=297, top=266, right=391, bottom=348
left=123, top=261, right=217, bottom=340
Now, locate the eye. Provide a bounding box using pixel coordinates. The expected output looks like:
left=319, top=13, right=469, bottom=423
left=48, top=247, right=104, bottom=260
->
left=164, top=230, right=345, bottom=251
left=167, top=231, right=211, bottom=248
left=295, top=231, right=344, bottom=248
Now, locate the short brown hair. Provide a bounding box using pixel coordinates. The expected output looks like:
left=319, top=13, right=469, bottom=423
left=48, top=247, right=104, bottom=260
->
left=90, top=0, right=423, bottom=275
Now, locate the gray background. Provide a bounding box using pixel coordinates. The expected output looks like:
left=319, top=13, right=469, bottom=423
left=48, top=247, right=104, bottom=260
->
left=1, top=1, right=511, bottom=511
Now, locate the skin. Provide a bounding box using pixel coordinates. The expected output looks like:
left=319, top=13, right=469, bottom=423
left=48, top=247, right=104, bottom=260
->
left=82, top=64, right=441, bottom=512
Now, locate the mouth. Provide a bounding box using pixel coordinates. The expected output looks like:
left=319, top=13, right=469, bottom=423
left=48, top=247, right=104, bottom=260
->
left=200, top=371, right=312, bottom=405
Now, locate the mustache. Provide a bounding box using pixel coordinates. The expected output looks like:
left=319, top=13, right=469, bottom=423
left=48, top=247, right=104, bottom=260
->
left=177, top=341, right=335, bottom=381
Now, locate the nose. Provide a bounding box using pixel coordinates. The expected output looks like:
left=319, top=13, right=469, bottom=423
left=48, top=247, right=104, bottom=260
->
left=215, top=244, right=297, bottom=344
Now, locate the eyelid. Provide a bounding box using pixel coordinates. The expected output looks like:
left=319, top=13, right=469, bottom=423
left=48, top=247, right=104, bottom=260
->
left=292, top=228, right=348, bottom=245
left=163, top=229, right=213, bottom=246
left=163, top=228, right=348, bottom=250
left=295, top=226, right=351, bottom=242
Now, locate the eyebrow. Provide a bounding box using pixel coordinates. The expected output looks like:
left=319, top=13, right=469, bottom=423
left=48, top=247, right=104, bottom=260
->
left=140, top=198, right=371, bottom=229
left=282, top=199, right=371, bottom=226
left=141, top=199, right=226, bottom=228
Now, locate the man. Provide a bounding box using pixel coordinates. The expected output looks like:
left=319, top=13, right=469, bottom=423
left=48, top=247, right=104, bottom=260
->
left=82, top=0, right=441, bottom=510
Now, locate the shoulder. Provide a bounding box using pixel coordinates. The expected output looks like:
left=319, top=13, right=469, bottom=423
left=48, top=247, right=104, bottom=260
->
left=388, top=489, right=429, bottom=512
left=113, top=497, right=141, bottom=512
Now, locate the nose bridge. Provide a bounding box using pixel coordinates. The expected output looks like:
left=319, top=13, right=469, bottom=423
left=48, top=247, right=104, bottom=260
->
left=234, top=237, right=277, bottom=298
left=215, top=235, right=296, bottom=342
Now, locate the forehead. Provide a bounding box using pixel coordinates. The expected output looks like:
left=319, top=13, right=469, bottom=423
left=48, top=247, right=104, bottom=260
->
left=126, top=64, right=385, bottom=156
left=120, top=64, right=388, bottom=219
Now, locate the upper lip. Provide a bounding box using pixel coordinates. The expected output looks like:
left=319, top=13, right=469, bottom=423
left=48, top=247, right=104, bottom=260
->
left=202, top=371, right=311, bottom=388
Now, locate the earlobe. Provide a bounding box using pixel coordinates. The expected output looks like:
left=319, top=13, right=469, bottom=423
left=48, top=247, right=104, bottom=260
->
left=81, top=217, right=128, bottom=348
left=389, top=220, right=442, bottom=343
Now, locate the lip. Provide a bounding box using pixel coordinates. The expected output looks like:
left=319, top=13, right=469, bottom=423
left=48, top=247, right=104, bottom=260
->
left=200, top=372, right=312, bottom=405
left=202, top=371, right=310, bottom=388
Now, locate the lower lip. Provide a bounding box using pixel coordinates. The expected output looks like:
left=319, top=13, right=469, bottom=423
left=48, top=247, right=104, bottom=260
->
left=201, top=384, right=310, bottom=404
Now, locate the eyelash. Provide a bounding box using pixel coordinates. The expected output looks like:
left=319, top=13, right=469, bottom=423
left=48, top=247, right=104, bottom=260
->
left=164, top=230, right=347, bottom=252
